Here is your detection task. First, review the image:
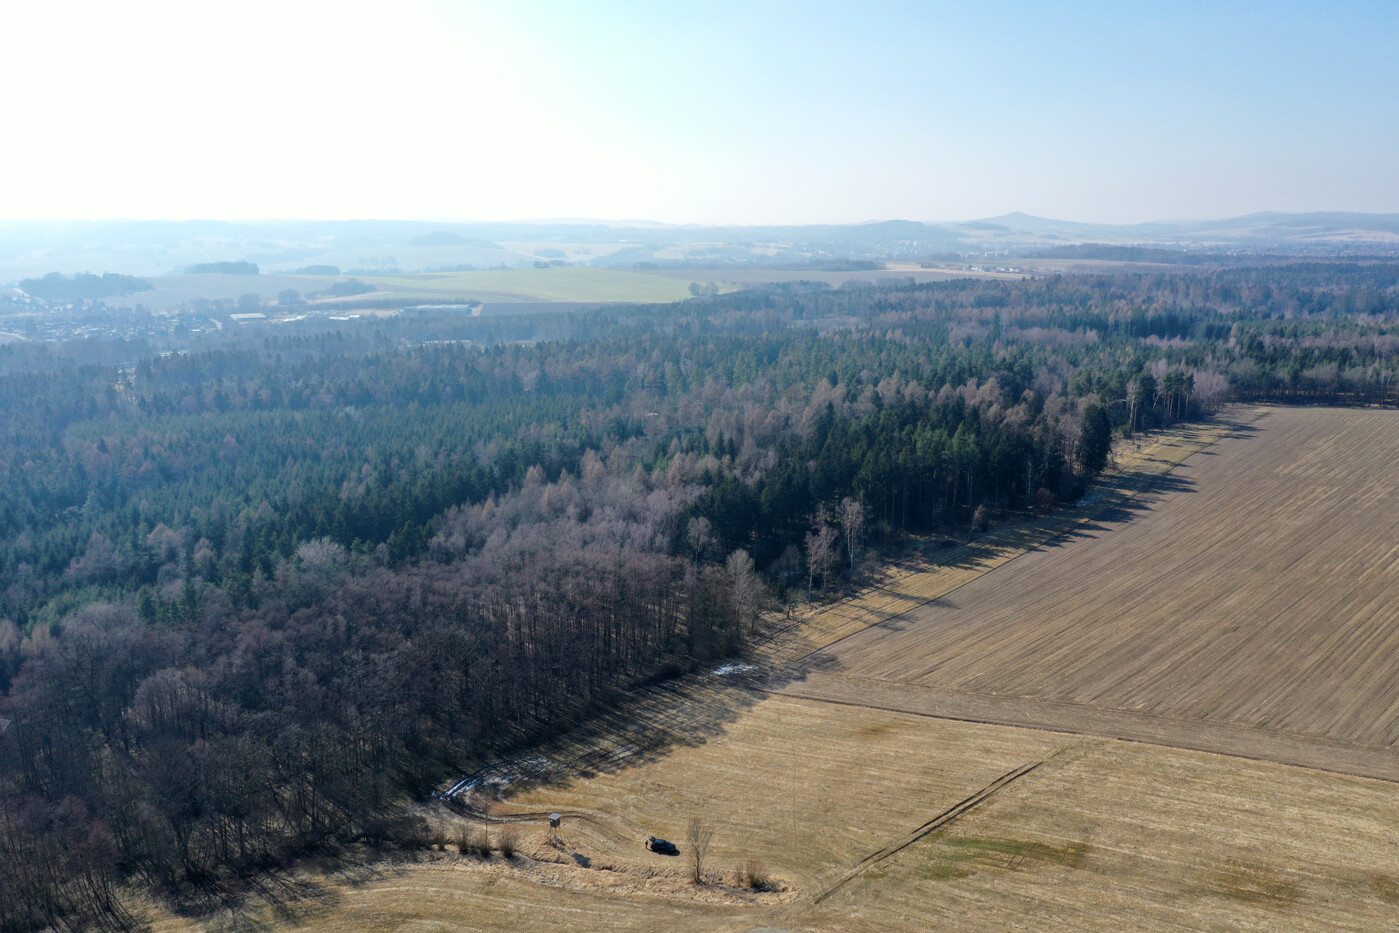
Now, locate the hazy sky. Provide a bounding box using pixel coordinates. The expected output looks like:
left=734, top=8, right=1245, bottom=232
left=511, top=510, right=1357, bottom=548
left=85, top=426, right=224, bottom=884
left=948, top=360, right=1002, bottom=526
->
left=3, top=0, right=1395, bottom=224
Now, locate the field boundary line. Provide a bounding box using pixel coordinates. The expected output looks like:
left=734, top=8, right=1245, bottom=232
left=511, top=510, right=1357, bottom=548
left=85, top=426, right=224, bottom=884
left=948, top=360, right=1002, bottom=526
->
left=770, top=678, right=1399, bottom=786
left=812, top=759, right=1043, bottom=904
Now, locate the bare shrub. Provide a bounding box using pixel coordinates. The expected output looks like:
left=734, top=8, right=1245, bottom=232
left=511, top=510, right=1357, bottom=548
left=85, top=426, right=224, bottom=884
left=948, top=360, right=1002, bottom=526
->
left=497, top=827, right=518, bottom=858
left=456, top=824, right=490, bottom=857
left=740, top=858, right=771, bottom=891
left=383, top=813, right=432, bottom=849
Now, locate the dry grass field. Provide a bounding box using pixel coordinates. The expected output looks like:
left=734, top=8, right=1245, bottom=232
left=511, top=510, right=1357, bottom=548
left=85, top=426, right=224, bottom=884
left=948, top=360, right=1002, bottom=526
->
left=144, top=407, right=1399, bottom=932
left=831, top=736, right=1399, bottom=932
left=145, top=696, right=1399, bottom=933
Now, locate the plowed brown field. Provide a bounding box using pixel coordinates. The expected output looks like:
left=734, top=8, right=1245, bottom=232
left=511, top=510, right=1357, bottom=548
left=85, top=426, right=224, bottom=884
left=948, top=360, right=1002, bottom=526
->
left=785, top=407, right=1399, bottom=777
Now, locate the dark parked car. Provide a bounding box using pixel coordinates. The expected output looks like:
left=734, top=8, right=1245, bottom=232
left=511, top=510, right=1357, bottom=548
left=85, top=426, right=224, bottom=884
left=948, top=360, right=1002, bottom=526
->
left=644, top=835, right=678, bottom=855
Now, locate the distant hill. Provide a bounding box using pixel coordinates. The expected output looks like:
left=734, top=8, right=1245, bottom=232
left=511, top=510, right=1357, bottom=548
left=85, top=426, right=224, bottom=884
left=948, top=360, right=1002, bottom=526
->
left=18, top=271, right=152, bottom=301
left=4, top=212, right=1399, bottom=283
left=968, top=211, right=1399, bottom=248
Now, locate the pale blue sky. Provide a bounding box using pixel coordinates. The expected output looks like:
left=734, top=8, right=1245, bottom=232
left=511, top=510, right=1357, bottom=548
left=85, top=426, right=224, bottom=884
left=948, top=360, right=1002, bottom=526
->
left=2, top=0, right=1394, bottom=223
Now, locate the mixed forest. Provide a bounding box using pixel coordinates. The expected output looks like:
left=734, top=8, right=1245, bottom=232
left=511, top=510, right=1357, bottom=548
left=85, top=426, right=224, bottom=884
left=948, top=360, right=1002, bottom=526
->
left=3, top=261, right=1399, bottom=932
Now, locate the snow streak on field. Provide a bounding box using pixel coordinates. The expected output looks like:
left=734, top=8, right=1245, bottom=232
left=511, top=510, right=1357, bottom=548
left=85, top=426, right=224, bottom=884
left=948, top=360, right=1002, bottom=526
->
left=794, top=407, right=1399, bottom=766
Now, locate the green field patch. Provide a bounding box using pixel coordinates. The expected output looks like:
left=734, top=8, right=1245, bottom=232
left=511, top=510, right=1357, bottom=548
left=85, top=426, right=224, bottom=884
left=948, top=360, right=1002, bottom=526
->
left=1198, top=858, right=1301, bottom=906
left=1370, top=874, right=1399, bottom=905
left=852, top=720, right=897, bottom=737
left=913, top=835, right=1091, bottom=880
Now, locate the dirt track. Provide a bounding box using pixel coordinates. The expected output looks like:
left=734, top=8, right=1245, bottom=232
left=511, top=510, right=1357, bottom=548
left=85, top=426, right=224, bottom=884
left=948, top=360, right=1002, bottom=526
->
left=813, top=758, right=1044, bottom=903
left=775, top=406, right=1399, bottom=781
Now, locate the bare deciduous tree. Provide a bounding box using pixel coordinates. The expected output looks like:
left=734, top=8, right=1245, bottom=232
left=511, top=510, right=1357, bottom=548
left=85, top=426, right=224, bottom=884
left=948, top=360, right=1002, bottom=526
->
left=805, top=522, right=837, bottom=597
left=1193, top=369, right=1229, bottom=412
left=687, top=817, right=713, bottom=884
left=726, top=549, right=763, bottom=636
left=838, top=495, right=865, bottom=572
left=687, top=516, right=715, bottom=563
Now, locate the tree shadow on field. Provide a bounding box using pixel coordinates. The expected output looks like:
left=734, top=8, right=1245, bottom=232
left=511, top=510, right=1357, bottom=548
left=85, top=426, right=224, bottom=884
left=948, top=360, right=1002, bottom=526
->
left=765, top=649, right=850, bottom=692
left=1214, top=416, right=1261, bottom=436
left=928, top=541, right=1000, bottom=570
left=1031, top=469, right=1200, bottom=553
left=161, top=858, right=358, bottom=933
left=886, top=597, right=957, bottom=629
left=450, top=604, right=896, bottom=814
left=457, top=664, right=787, bottom=803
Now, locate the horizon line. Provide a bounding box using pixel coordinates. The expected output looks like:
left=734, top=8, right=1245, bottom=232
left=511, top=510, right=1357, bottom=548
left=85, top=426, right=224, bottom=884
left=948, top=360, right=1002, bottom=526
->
left=4, top=209, right=1399, bottom=230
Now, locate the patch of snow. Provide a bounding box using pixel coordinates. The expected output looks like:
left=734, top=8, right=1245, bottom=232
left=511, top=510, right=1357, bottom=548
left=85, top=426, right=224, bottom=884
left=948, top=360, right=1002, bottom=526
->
left=442, top=755, right=562, bottom=798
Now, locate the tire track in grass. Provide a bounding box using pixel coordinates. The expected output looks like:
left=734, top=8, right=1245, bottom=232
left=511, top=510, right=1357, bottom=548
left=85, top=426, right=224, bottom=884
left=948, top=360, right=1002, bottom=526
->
left=812, top=758, right=1044, bottom=905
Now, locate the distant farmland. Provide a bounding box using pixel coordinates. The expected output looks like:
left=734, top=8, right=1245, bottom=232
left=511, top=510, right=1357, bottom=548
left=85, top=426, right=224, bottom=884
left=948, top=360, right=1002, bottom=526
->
left=648, top=265, right=1015, bottom=289
left=114, top=266, right=699, bottom=311
left=787, top=406, right=1399, bottom=777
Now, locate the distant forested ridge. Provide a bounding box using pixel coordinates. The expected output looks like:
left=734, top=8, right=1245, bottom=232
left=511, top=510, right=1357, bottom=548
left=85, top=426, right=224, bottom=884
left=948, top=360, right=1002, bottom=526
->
left=306, top=277, right=375, bottom=299
left=184, top=261, right=259, bottom=275
left=1028, top=243, right=1226, bottom=264
left=17, top=272, right=152, bottom=301
left=408, top=231, right=502, bottom=249
left=2, top=263, right=1398, bottom=932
